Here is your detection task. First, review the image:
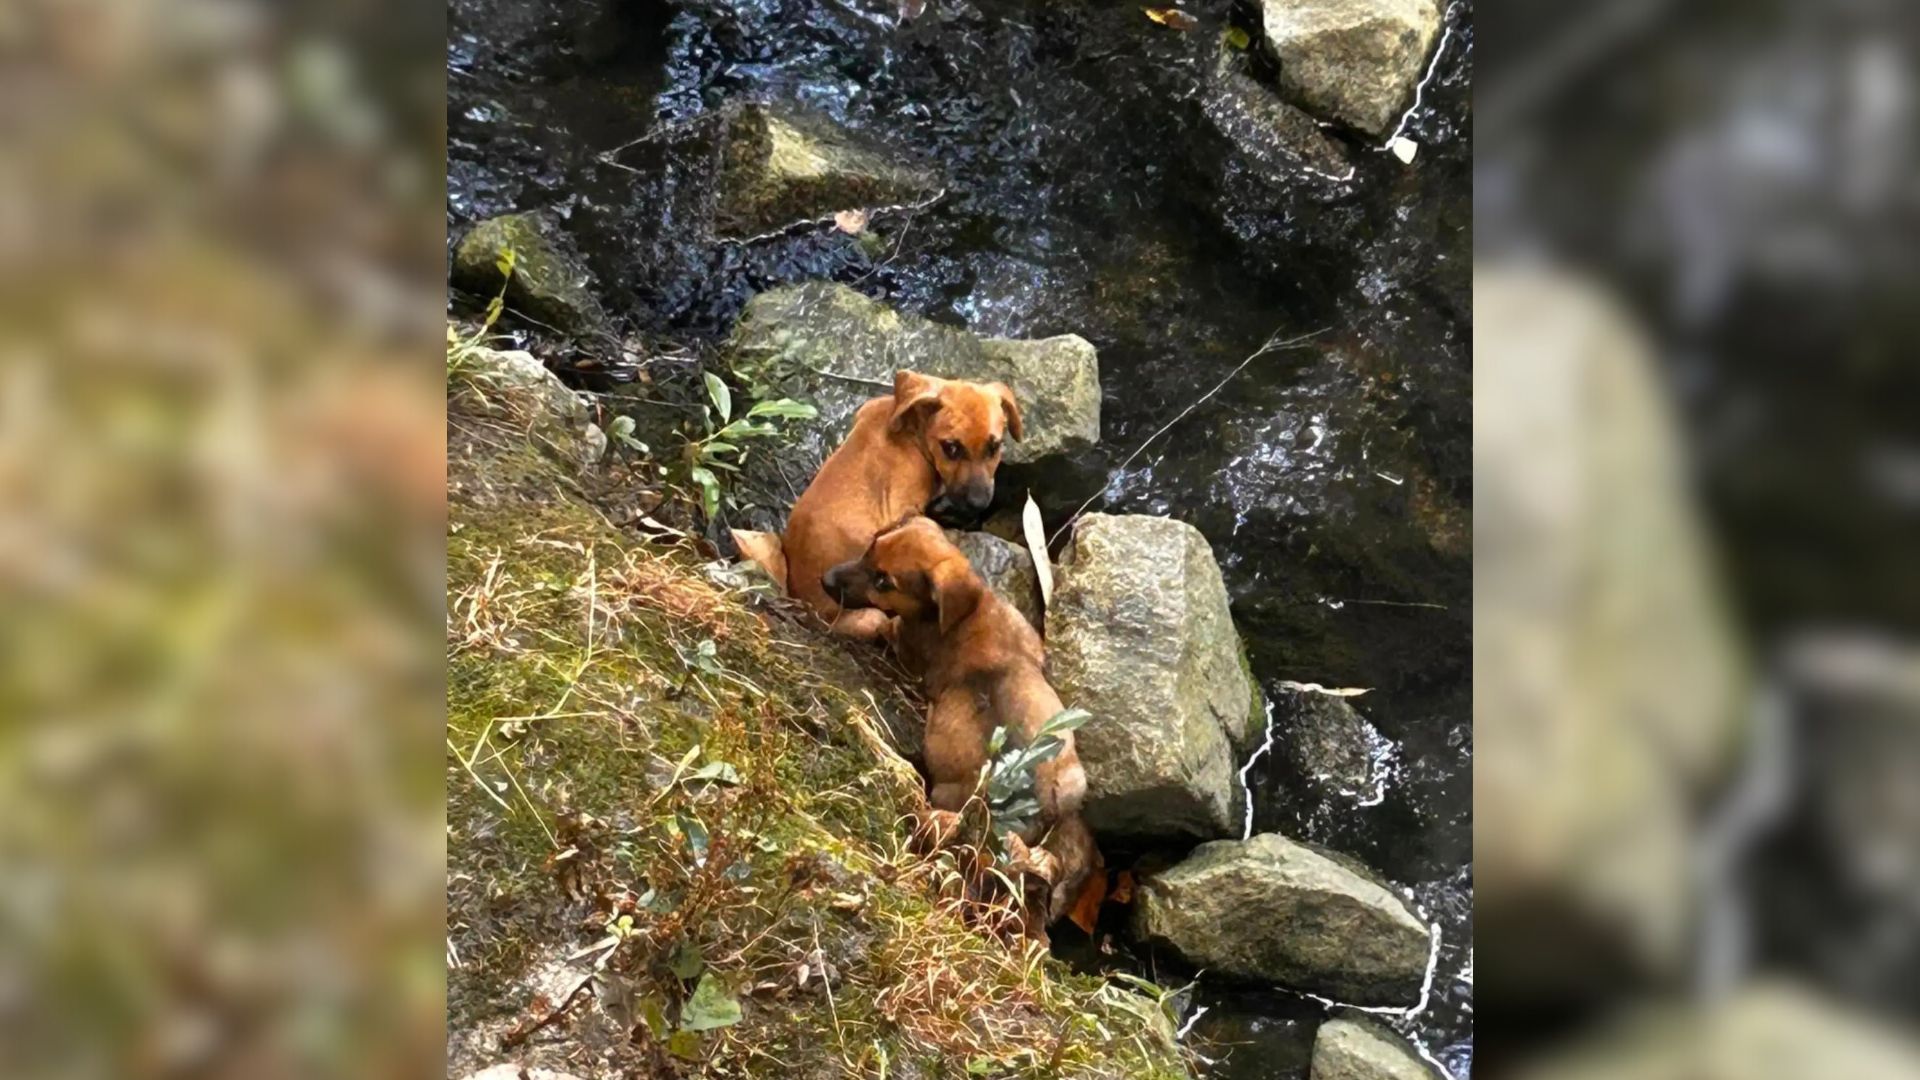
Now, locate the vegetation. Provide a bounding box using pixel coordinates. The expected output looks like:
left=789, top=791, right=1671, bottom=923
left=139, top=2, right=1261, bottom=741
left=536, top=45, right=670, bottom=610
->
left=447, top=328, right=1189, bottom=1078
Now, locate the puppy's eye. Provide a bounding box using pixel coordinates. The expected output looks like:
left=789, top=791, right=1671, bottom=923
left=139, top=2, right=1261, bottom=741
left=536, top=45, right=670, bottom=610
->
left=872, top=573, right=892, bottom=592
left=985, top=438, right=1001, bottom=457
left=941, top=440, right=965, bottom=461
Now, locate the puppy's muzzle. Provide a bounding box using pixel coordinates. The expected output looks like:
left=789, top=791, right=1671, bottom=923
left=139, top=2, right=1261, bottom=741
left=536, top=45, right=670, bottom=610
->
left=821, top=561, right=869, bottom=608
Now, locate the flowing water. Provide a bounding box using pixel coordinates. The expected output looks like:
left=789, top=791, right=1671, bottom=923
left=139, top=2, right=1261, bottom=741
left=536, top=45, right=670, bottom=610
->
left=449, top=1, right=1474, bottom=1074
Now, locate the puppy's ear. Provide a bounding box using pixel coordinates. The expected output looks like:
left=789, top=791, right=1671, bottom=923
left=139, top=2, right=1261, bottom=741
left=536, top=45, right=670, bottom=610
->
left=890, top=370, right=943, bottom=435
left=930, top=557, right=984, bottom=635
left=991, top=382, right=1024, bottom=441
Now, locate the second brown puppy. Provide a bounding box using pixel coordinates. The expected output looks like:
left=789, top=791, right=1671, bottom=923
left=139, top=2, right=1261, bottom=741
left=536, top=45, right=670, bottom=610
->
left=823, top=515, right=1095, bottom=923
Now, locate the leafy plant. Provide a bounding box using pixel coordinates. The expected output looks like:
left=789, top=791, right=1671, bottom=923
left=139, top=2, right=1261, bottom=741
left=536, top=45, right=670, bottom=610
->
left=681, top=371, right=817, bottom=519
left=446, top=248, right=518, bottom=390
left=977, top=707, right=1090, bottom=839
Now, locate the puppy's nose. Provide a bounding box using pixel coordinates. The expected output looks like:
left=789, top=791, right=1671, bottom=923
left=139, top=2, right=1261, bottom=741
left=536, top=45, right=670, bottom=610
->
left=964, top=482, right=994, bottom=512
left=821, top=566, right=846, bottom=601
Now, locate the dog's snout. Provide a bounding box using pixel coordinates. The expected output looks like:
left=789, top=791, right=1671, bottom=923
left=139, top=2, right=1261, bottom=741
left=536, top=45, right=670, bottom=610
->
left=821, top=565, right=848, bottom=601
left=963, top=481, right=993, bottom=512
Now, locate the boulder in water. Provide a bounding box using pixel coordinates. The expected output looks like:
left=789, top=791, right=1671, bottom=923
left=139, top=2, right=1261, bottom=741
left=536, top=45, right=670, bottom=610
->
left=1204, top=46, right=1353, bottom=178
left=1282, top=689, right=1392, bottom=798
left=715, top=103, right=940, bottom=238
left=1046, top=514, right=1261, bottom=840
left=724, top=282, right=1100, bottom=520
left=452, top=212, right=609, bottom=338
left=1259, top=0, right=1443, bottom=136
left=1311, top=1018, right=1441, bottom=1080
left=1131, top=832, right=1431, bottom=1005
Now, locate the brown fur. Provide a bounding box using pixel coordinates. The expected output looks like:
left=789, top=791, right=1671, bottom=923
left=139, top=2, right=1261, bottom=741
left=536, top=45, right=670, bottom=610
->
left=777, top=371, right=1022, bottom=639
left=824, top=516, right=1095, bottom=922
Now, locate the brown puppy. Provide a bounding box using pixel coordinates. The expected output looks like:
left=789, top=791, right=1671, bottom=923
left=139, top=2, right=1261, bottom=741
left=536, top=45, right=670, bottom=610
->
left=823, top=516, right=1095, bottom=922
left=777, top=370, right=1021, bottom=639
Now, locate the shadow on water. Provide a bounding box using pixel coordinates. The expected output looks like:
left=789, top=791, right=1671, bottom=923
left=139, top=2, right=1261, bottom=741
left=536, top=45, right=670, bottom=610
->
left=449, top=0, right=1472, bottom=1075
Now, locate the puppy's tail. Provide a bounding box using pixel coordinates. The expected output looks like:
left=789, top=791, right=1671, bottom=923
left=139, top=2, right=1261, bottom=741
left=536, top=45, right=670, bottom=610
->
left=729, top=529, right=788, bottom=594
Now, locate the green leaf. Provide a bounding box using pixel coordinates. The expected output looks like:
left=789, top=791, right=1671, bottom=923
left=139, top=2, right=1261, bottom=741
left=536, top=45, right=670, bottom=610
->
left=1040, top=707, right=1092, bottom=736
left=1224, top=25, right=1251, bottom=50
left=494, top=248, right=518, bottom=280
left=745, top=398, right=818, bottom=420
left=667, top=940, right=705, bottom=980
left=687, top=761, right=741, bottom=786
left=690, top=466, right=721, bottom=519
left=704, top=372, right=732, bottom=423
left=676, top=811, right=710, bottom=865
left=640, top=995, right=669, bottom=1039
left=700, top=441, right=740, bottom=457
left=680, top=974, right=742, bottom=1032
left=666, top=1029, right=703, bottom=1059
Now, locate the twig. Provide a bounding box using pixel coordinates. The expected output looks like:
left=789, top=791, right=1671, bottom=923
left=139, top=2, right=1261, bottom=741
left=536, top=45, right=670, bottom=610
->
left=1048, top=326, right=1331, bottom=546
left=803, top=364, right=894, bottom=390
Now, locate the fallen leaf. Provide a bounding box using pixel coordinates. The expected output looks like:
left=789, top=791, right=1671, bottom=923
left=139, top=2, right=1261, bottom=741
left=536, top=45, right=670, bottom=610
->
left=1388, top=135, right=1419, bottom=163
left=680, top=974, right=742, bottom=1031
left=833, top=209, right=869, bottom=235
left=1223, top=26, right=1251, bottom=50
left=1109, top=869, right=1135, bottom=905
left=1144, top=7, right=1199, bottom=31
left=1022, top=494, right=1053, bottom=608
left=898, top=0, right=926, bottom=21
left=1066, top=865, right=1109, bottom=934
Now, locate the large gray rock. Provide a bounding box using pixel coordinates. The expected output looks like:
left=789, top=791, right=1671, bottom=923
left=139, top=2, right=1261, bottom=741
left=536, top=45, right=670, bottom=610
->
left=946, top=530, right=1043, bottom=631
left=1511, top=981, right=1920, bottom=1080
left=1132, top=833, right=1431, bottom=1004
left=1475, top=268, right=1749, bottom=1005
left=1312, top=1018, right=1439, bottom=1080
left=715, top=103, right=940, bottom=238
left=452, top=212, right=609, bottom=338
left=450, top=344, right=604, bottom=471
left=1260, top=0, right=1443, bottom=136
left=1046, top=514, right=1260, bottom=839
left=726, top=282, right=1100, bottom=518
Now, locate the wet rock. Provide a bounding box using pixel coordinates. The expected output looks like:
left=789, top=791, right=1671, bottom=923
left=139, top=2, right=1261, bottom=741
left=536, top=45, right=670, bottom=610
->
left=1046, top=514, right=1259, bottom=840
left=1283, top=690, right=1391, bottom=798
left=1311, top=1018, right=1440, bottom=1080
left=1510, top=981, right=1920, bottom=1080
left=452, top=345, right=605, bottom=470
left=715, top=102, right=940, bottom=238
left=1132, top=833, right=1431, bottom=1004
left=452, top=212, right=609, bottom=338
left=945, top=529, right=1043, bottom=631
left=1475, top=268, right=1749, bottom=1007
left=725, top=282, right=1100, bottom=519
left=1259, top=0, right=1442, bottom=136
left=1204, top=46, right=1353, bottom=178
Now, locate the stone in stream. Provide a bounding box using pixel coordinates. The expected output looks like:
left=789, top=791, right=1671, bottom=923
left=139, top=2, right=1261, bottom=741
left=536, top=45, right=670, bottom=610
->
left=1131, top=833, right=1431, bottom=1005
left=1046, top=514, right=1262, bottom=840
left=1203, top=45, right=1353, bottom=179
left=452, top=211, right=610, bottom=338
left=1282, top=688, right=1393, bottom=798
left=1259, top=0, right=1444, bottom=136
left=945, top=530, right=1043, bottom=631
left=1311, top=1018, right=1441, bottom=1080
left=724, top=282, right=1100, bottom=521
left=715, top=102, right=941, bottom=238
left=1475, top=268, right=1749, bottom=1008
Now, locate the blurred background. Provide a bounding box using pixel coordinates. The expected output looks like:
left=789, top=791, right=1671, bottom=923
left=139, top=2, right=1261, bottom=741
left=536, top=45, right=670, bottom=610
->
left=1475, top=0, right=1920, bottom=1076
left=0, top=0, right=445, bottom=1077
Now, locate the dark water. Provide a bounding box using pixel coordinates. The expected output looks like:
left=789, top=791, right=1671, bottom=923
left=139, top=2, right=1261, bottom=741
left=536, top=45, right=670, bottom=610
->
left=449, top=0, right=1473, bottom=1074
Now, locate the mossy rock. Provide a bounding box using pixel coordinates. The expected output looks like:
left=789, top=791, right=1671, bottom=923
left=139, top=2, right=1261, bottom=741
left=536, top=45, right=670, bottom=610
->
left=453, top=211, right=609, bottom=338
left=715, top=102, right=940, bottom=238
left=1311, top=1018, right=1440, bottom=1080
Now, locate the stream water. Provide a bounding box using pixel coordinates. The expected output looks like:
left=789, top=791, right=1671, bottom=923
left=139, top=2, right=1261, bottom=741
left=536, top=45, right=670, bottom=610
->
left=449, top=1, right=1474, bottom=1075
